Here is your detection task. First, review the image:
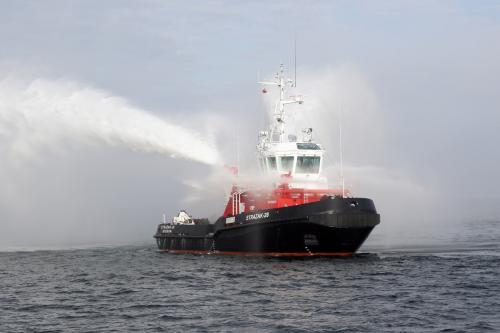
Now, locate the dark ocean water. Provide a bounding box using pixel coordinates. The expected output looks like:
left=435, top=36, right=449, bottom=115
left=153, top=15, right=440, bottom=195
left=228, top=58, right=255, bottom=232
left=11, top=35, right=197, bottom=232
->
left=1, top=221, right=500, bottom=333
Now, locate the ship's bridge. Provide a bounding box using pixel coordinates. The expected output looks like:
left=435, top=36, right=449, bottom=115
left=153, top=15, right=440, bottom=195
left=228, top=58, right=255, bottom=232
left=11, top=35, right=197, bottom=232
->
left=255, top=64, right=329, bottom=190
left=257, top=138, right=328, bottom=189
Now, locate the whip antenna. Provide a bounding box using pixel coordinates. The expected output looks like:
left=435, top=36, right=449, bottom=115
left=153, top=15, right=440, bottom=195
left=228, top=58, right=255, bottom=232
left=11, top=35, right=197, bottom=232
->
left=339, top=104, right=345, bottom=197
left=294, top=35, right=297, bottom=87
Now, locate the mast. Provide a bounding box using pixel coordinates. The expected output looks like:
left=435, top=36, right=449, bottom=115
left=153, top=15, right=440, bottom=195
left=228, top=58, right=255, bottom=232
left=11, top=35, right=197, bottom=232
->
left=259, top=64, right=303, bottom=143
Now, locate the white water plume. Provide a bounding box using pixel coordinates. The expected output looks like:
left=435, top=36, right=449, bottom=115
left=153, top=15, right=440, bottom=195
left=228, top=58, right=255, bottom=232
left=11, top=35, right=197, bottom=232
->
left=0, top=76, right=221, bottom=166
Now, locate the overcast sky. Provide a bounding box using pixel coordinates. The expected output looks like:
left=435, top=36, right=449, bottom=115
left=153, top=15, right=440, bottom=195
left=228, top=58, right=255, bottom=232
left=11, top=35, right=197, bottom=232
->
left=1, top=1, right=499, bottom=249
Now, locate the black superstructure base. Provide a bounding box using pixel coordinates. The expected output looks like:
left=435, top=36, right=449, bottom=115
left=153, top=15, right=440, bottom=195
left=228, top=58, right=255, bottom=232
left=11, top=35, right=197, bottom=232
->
left=154, top=196, right=380, bottom=256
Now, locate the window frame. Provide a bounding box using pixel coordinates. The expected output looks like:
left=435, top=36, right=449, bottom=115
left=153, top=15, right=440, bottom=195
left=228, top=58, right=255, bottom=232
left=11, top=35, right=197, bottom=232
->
left=278, top=155, right=295, bottom=174
left=266, top=156, right=277, bottom=171
left=295, top=155, right=321, bottom=174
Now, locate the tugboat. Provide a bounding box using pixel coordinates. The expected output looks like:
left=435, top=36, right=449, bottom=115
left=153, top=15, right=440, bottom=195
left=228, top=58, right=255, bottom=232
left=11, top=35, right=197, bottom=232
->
left=154, top=64, right=380, bottom=256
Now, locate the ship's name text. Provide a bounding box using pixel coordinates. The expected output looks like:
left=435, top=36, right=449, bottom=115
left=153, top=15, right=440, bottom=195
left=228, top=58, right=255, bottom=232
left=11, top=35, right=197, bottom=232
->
left=246, top=212, right=270, bottom=221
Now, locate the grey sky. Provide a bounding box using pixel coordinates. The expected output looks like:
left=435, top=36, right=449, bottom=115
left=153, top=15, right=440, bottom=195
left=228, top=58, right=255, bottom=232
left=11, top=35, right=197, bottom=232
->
left=1, top=1, right=499, bottom=248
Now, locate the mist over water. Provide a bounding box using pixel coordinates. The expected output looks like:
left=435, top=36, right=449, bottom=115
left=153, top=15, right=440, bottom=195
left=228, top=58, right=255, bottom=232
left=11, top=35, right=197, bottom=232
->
left=0, top=74, right=223, bottom=249
left=0, top=64, right=497, bottom=250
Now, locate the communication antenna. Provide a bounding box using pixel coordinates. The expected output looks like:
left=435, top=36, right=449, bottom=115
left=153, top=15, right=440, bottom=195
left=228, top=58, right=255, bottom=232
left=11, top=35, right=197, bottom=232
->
left=339, top=104, right=345, bottom=198
left=236, top=120, right=240, bottom=174
left=294, top=35, right=297, bottom=87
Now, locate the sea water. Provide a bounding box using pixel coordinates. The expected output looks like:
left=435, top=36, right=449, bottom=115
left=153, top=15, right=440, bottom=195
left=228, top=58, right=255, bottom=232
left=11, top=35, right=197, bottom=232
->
left=1, top=220, right=499, bottom=332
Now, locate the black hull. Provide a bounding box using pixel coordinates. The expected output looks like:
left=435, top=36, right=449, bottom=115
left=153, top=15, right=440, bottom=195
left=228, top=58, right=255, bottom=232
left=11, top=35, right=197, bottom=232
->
left=154, top=196, right=380, bottom=256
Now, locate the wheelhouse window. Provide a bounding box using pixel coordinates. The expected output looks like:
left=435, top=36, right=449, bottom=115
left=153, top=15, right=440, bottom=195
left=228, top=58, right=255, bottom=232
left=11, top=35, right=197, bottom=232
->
left=279, top=156, right=294, bottom=173
left=267, top=156, right=277, bottom=171
left=296, top=156, right=321, bottom=174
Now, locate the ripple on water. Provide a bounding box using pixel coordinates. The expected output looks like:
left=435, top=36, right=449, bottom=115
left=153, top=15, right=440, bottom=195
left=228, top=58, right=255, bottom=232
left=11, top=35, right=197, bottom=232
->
left=0, top=241, right=499, bottom=332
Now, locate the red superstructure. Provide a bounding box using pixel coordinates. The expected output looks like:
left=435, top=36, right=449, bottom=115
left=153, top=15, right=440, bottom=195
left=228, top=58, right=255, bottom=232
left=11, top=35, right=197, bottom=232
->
left=223, top=184, right=347, bottom=217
